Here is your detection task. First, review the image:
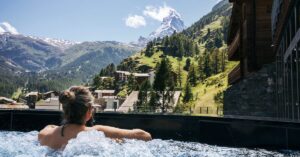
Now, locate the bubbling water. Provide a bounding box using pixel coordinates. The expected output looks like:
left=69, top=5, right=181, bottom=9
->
left=0, top=130, right=298, bottom=157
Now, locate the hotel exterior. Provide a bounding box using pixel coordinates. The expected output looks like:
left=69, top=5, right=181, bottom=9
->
left=272, top=0, right=300, bottom=120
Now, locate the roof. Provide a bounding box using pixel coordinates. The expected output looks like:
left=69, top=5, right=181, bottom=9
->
left=0, top=104, right=28, bottom=109
left=25, top=92, right=39, bottom=97
left=44, top=91, right=54, bottom=94
left=94, top=90, right=115, bottom=93
left=133, top=73, right=150, bottom=77
left=116, top=71, right=131, bottom=75
left=117, top=91, right=139, bottom=113
left=0, top=97, right=17, bottom=104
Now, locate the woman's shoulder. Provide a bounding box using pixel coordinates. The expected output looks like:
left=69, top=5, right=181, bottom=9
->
left=38, top=125, right=59, bottom=140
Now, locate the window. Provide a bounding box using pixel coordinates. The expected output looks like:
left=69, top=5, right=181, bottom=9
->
left=291, top=8, right=296, bottom=38
left=297, top=1, right=300, bottom=30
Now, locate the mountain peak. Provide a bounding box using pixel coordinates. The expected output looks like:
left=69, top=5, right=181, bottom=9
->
left=0, top=22, right=19, bottom=35
left=149, top=9, right=185, bottom=39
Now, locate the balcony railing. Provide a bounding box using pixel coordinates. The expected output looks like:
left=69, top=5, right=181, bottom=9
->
left=228, top=63, right=241, bottom=84
left=228, top=30, right=240, bottom=61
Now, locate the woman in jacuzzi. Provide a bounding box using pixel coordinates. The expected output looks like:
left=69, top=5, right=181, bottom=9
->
left=38, top=86, right=152, bottom=149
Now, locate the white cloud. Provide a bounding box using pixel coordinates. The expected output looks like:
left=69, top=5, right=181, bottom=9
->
left=143, top=4, right=178, bottom=22
left=125, top=15, right=146, bottom=28
left=0, top=27, right=5, bottom=34
left=0, top=22, right=19, bottom=34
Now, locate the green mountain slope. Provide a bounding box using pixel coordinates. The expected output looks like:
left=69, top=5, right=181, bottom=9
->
left=95, top=0, right=237, bottom=115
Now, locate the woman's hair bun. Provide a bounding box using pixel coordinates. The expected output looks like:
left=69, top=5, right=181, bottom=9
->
left=59, top=90, right=76, bottom=105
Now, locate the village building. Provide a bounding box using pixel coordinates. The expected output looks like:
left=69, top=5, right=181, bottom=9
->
left=115, top=71, right=131, bottom=82
left=93, top=90, right=120, bottom=112
left=0, top=97, right=28, bottom=109
left=0, top=97, right=16, bottom=104
left=115, top=70, right=154, bottom=85
left=25, top=92, right=39, bottom=109
left=35, top=96, right=61, bottom=110
left=24, top=91, right=62, bottom=110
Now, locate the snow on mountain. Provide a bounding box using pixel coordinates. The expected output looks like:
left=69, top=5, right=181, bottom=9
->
left=134, top=9, right=185, bottom=47
left=149, top=9, right=185, bottom=39
left=0, top=22, right=19, bottom=35
left=28, top=36, right=80, bottom=50
left=0, top=21, right=79, bottom=50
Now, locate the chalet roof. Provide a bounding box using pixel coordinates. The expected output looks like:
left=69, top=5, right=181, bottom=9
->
left=0, top=104, right=28, bottom=109
left=116, top=71, right=150, bottom=77
left=44, top=91, right=54, bottom=94
left=25, top=92, right=39, bottom=97
left=0, top=97, right=17, bottom=104
left=133, top=73, right=150, bottom=77
left=116, top=71, right=131, bottom=75
left=94, top=90, right=115, bottom=93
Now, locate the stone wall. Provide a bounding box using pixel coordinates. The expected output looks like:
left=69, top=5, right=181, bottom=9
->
left=224, top=62, right=277, bottom=118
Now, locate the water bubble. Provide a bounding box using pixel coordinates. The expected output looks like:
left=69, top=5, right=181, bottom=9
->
left=0, top=130, right=299, bottom=157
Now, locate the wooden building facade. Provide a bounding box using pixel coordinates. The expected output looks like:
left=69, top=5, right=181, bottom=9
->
left=227, top=0, right=274, bottom=84
left=273, top=0, right=300, bottom=121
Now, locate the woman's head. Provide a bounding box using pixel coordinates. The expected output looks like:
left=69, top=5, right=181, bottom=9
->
left=59, top=86, right=94, bottom=125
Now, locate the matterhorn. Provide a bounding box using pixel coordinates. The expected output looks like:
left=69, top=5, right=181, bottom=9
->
left=134, top=9, right=185, bottom=47
left=149, top=9, right=185, bottom=39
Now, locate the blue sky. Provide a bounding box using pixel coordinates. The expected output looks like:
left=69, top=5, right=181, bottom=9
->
left=0, top=0, right=220, bottom=43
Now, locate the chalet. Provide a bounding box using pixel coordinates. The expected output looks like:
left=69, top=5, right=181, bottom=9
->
left=227, top=0, right=274, bottom=84
left=115, top=70, right=152, bottom=84
left=25, top=91, right=61, bottom=110
left=35, top=96, right=60, bottom=110
left=133, top=73, right=151, bottom=84
left=272, top=0, right=300, bottom=120
left=93, top=90, right=120, bottom=112
left=94, top=90, right=115, bottom=99
left=115, top=71, right=131, bottom=82
left=0, top=97, right=16, bottom=105
left=42, top=91, right=59, bottom=99
left=25, top=92, right=39, bottom=109
left=0, top=97, right=28, bottom=109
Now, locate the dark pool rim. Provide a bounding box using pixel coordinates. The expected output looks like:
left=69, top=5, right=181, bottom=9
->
left=1, top=109, right=300, bottom=151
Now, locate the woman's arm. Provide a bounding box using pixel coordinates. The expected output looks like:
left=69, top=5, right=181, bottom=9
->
left=92, top=125, right=152, bottom=141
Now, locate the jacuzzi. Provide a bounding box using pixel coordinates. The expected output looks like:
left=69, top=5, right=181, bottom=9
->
left=0, top=109, right=300, bottom=156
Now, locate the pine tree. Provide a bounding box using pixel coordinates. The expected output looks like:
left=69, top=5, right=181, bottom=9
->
left=194, top=45, right=200, bottom=55
left=93, top=75, right=102, bottom=88
left=153, top=57, right=175, bottom=113
left=221, top=50, right=226, bottom=72
left=203, top=52, right=211, bottom=77
left=213, top=49, right=220, bottom=74
left=188, top=63, right=197, bottom=86
left=183, top=58, right=191, bottom=71
left=183, top=81, right=193, bottom=103
left=148, top=90, right=158, bottom=112
left=197, top=54, right=205, bottom=81
left=137, top=80, right=151, bottom=111
left=145, top=41, right=154, bottom=57
left=127, top=74, right=138, bottom=93
left=176, top=59, right=182, bottom=88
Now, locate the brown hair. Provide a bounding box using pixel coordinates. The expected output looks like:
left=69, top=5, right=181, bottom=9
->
left=59, top=86, right=94, bottom=125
